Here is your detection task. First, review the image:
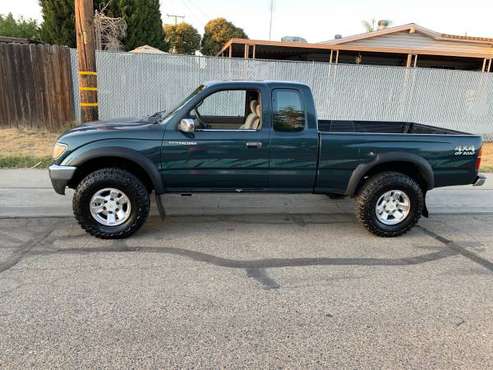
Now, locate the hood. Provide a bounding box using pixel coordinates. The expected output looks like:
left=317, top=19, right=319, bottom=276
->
left=56, top=115, right=165, bottom=154
left=53, top=114, right=166, bottom=165
left=66, top=117, right=153, bottom=134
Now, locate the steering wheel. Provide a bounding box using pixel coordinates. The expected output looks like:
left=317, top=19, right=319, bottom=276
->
left=193, top=108, right=209, bottom=129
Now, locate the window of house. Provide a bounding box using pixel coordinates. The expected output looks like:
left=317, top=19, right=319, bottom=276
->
left=190, top=89, right=262, bottom=130
left=272, top=89, right=305, bottom=132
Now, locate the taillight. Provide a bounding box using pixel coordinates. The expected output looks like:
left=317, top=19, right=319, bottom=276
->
left=475, top=146, right=483, bottom=172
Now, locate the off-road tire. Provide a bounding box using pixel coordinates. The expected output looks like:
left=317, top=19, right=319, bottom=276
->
left=73, top=168, right=150, bottom=239
left=355, top=171, right=424, bottom=237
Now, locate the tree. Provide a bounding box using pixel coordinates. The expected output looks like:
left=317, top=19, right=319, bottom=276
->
left=201, top=18, right=247, bottom=56
left=39, top=0, right=167, bottom=51
left=164, top=22, right=200, bottom=54
left=120, top=0, right=167, bottom=51
left=39, top=0, right=76, bottom=46
left=0, top=13, right=41, bottom=40
left=362, top=18, right=392, bottom=33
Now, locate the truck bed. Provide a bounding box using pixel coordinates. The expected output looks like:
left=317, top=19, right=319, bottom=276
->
left=315, top=121, right=482, bottom=194
left=318, top=120, right=468, bottom=136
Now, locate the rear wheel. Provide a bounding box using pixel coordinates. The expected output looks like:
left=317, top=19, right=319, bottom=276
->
left=355, top=172, right=424, bottom=237
left=73, top=168, right=150, bottom=239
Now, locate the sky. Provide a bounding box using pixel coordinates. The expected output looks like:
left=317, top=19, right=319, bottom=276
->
left=2, top=0, right=493, bottom=42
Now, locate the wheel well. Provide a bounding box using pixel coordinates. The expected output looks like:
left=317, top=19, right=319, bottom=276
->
left=354, top=161, right=429, bottom=196
left=68, top=157, right=154, bottom=192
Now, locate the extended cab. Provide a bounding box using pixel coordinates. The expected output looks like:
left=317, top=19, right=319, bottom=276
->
left=49, top=81, right=486, bottom=239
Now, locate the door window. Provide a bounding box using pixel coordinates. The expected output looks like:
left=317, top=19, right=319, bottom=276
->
left=272, top=89, right=305, bottom=132
left=190, top=89, right=262, bottom=130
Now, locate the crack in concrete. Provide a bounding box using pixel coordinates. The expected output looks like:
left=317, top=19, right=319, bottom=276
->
left=418, top=225, right=493, bottom=273
left=1, top=218, right=491, bottom=295
left=0, top=225, right=57, bottom=274
left=33, top=245, right=460, bottom=268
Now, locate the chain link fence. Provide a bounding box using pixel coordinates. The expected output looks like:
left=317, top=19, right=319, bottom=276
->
left=71, top=50, right=493, bottom=140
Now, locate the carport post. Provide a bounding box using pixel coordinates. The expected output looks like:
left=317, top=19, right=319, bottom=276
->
left=406, top=54, right=412, bottom=67
left=244, top=44, right=249, bottom=59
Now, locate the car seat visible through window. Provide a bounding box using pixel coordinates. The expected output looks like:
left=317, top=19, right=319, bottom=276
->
left=240, top=99, right=261, bottom=130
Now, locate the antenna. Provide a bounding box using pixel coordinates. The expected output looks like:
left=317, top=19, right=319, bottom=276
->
left=269, top=0, right=274, bottom=40
left=166, top=14, right=185, bottom=25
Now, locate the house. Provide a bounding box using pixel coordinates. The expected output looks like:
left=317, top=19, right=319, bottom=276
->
left=130, top=45, right=169, bottom=54
left=217, top=23, right=493, bottom=72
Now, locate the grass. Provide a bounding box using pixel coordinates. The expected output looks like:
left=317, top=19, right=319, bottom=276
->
left=0, top=127, right=492, bottom=171
left=0, top=155, right=53, bottom=168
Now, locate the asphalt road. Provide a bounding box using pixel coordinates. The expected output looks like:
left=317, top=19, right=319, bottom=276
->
left=0, top=170, right=492, bottom=368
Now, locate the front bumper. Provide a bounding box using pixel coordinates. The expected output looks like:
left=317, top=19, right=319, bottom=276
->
left=48, top=164, right=77, bottom=195
left=473, top=174, right=486, bottom=187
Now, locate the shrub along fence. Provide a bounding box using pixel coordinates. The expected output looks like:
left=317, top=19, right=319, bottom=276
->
left=0, top=43, right=74, bottom=131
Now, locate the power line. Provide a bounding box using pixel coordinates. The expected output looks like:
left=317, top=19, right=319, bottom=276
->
left=184, top=0, right=210, bottom=20
left=181, top=0, right=207, bottom=25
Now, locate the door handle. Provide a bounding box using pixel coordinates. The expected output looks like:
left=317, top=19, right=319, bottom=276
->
left=246, top=142, right=262, bottom=149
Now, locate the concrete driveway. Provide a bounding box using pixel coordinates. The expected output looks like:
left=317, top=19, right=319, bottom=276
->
left=0, top=170, right=492, bottom=368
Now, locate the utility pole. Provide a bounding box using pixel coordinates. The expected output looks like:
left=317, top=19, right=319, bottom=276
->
left=75, top=0, right=98, bottom=122
left=166, top=14, right=185, bottom=25
left=268, top=0, right=274, bottom=40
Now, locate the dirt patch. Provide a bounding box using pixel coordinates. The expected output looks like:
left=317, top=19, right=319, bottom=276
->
left=482, top=142, right=493, bottom=172
left=0, top=128, right=59, bottom=157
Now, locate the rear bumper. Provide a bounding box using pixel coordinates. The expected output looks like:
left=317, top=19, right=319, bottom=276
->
left=48, top=164, right=77, bottom=195
left=473, top=174, right=486, bottom=187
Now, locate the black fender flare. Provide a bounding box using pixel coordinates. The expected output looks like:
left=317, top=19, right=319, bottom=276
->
left=66, top=147, right=165, bottom=194
left=345, top=152, right=434, bottom=197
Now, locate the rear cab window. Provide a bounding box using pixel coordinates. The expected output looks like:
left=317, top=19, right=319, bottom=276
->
left=272, top=89, right=305, bottom=132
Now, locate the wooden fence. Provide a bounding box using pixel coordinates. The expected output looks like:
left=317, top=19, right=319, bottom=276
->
left=0, top=43, right=74, bottom=131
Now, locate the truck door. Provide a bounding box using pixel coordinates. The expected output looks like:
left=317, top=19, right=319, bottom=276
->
left=163, top=88, right=271, bottom=191
left=268, top=88, right=319, bottom=191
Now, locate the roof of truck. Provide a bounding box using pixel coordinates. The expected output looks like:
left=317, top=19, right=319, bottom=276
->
left=204, top=80, right=309, bottom=88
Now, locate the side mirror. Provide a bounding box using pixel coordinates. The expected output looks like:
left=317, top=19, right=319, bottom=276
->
left=178, top=118, right=195, bottom=133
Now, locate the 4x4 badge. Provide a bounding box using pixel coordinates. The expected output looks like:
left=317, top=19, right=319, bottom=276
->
left=454, top=145, right=475, bottom=156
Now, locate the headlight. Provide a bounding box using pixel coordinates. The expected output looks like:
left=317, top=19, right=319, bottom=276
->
left=52, top=143, right=68, bottom=160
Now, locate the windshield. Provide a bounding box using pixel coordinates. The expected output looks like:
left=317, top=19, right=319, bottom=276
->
left=160, top=85, right=204, bottom=121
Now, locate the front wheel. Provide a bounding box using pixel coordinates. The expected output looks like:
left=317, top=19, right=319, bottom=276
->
left=73, top=168, right=150, bottom=239
left=355, top=172, right=424, bottom=237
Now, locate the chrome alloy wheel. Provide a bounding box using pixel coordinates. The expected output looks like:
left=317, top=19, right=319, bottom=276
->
left=375, top=190, right=411, bottom=225
left=89, top=188, right=131, bottom=226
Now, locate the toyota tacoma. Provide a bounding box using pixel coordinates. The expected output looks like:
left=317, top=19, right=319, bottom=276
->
left=49, top=81, right=486, bottom=238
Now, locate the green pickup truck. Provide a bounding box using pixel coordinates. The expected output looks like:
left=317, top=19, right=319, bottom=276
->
left=49, top=81, right=485, bottom=239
